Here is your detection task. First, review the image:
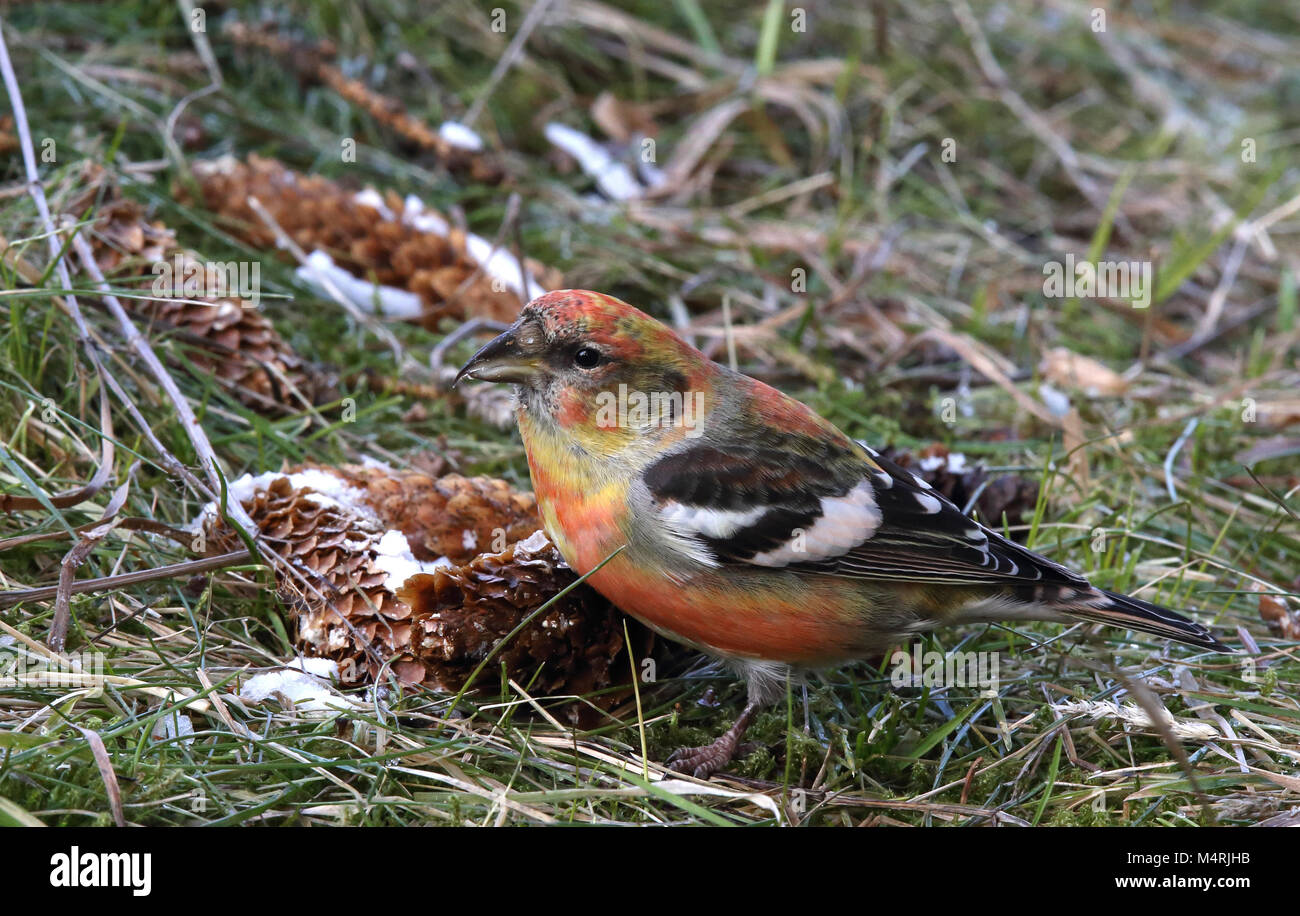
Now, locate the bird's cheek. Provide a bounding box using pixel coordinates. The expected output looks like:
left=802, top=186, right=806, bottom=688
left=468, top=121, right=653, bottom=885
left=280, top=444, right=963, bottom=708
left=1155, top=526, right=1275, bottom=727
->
left=554, top=386, right=592, bottom=430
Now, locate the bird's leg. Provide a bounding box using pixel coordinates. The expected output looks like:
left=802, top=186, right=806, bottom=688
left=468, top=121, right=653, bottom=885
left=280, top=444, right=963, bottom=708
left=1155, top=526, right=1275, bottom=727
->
left=667, top=700, right=761, bottom=779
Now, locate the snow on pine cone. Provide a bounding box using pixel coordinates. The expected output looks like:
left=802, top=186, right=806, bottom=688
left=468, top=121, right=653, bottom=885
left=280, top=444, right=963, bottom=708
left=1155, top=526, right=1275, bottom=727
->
left=196, top=463, right=649, bottom=717
left=325, top=463, right=539, bottom=564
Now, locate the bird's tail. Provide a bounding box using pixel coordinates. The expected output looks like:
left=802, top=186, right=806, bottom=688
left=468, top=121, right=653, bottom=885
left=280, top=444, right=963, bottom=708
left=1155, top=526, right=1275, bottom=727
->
left=1064, top=589, right=1228, bottom=651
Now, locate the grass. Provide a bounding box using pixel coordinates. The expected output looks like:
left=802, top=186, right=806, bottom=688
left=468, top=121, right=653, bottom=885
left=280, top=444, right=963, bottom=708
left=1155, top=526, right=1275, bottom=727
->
left=0, top=0, right=1297, bottom=826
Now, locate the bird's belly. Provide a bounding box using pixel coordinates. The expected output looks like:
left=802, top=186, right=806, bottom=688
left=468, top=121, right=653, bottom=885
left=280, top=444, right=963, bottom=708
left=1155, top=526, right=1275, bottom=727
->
left=585, top=557, right=874, bottom=665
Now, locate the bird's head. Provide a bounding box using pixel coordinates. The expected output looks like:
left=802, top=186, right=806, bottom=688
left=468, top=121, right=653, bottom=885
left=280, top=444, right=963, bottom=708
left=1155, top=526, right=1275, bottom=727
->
left=456, top=290, right=717, bottom=453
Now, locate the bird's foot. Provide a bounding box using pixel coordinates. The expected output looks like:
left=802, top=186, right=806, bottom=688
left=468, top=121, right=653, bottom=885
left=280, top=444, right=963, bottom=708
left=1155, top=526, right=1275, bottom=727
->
left=667, top=736, right=743, bottom=779
left=666, top=701, right=761, bottom=779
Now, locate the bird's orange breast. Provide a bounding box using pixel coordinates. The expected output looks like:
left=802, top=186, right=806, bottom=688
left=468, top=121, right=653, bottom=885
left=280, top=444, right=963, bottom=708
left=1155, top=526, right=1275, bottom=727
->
left=535, top=486, right=869, bottom=664
left=520, top=411, right=869, bottom=665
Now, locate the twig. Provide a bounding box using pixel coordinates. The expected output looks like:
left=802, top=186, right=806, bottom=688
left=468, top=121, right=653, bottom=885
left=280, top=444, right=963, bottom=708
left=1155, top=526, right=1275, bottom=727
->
left=1195, top=234, right=1248, bottom=339
left=429, top=317, right=511, bottom=375
left=441, top=191, right=524, bottom=316
left=1120, top=673, right=1213, bottom=820
left=1163, top=417, right=1199, bottom=502
left=165, top=0, right=223, bottom=174
left=0, top=232, right=213, bottom=495
left=49, top=462, right=137, bottom=650
left=0, top=515, right=193, bottom=552
left=0, top=23, right=125, bottom=648
left=70, top=232, right=265, bottom=559
left=462, top=0, right=556, bottom=129
left=0, top=550, right=252, bottom=609
left=0, top=395, right=112, bottom=512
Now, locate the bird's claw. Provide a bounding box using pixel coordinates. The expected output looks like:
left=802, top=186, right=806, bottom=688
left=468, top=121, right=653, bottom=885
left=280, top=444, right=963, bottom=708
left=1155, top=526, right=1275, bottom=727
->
left=667, top=735, right=741, bottom=780
left=667, top=701, right=762, bottom=779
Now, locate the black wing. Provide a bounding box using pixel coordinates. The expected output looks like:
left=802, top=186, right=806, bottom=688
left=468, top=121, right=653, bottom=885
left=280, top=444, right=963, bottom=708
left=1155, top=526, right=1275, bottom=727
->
left=644, top=435, right=1088, bottom=589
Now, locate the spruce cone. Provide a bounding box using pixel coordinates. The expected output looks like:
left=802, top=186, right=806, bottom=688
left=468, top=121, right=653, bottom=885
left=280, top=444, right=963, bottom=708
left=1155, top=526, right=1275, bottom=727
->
left=400, top=531, right=651, bottom=721
left=74, top=168, right=338, bottom=411
left=202, top=474, right=415, bottom=685
left=185, top=155, right=557, bottom=327
left=199, top=465, right=649, bottom=718
left=326, top=465, right=539, bottom=564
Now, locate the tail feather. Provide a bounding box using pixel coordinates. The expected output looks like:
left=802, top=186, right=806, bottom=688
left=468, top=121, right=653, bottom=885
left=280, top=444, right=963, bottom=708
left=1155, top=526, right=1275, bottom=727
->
left=1066, top=590, right=1228, bottom=651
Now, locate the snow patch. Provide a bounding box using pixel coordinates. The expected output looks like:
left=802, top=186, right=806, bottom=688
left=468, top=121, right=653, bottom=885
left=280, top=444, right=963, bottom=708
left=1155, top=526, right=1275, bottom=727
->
left=358, top=454, right=396, bottom=473
left=239, top=667, right=358, bottom=716
left=341, top=191, right=547, bottom=303
left=918, top=452, right=969, bottom=474
left=295, top=249, right=425, bottom=319
left=516, top=529, right=550, bottom=554
left=190, top=468, right=372, bottom=532
left=438, top=120, right=484, bottom=152
left=1038, top=382, right=1072, bottom=418
left=544, top=122, right=648, bottom=201
left=352, top=188, right=395, bottom=220
left=371, top=529, right=452, bottom=592
left=400, top=194, right=547, bottom=300
left=287, top=656, right=340, bottom=680
left=151, top=710, right=195, bottom=745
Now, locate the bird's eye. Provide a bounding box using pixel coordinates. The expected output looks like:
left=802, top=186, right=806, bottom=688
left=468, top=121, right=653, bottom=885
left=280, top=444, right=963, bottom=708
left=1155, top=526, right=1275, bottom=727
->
left=573, top=346, right=603, bottom=369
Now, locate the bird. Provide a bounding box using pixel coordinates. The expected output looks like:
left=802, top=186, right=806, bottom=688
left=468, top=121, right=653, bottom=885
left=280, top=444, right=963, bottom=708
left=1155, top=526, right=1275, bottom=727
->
left=455, top=289, right=1229, bottom=778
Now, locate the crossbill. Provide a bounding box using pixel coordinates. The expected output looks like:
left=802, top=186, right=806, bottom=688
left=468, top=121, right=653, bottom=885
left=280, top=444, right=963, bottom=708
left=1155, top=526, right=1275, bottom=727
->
left=457, top=290, right=1226, bottom=778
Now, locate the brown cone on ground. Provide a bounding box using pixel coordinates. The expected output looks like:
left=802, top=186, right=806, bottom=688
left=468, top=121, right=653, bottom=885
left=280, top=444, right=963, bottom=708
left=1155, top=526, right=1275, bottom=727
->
left=184, top=155, right=560, bottom=327
left=71, top=165, right=338, bottom=412
left=202, top=474, right=412, bottom=685
left=200, top=465, right=651, bottom=719
left=399, top=532, right=654, bottom=722
left=325, top=465, right=540, bottom=565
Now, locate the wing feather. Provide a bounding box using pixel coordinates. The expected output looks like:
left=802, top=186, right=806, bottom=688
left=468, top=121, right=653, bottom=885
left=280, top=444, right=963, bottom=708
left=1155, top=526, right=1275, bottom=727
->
left=645, top=435, right=1087, bottom=589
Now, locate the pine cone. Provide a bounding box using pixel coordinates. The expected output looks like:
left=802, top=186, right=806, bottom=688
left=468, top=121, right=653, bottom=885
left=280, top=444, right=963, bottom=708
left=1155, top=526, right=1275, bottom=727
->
left=73, top=167, right=338, bottom=411
left=203, top=474, right=413, bottom=685
left=185, top=155, right=544, bottom=327
left=199, top=465, right=650, bottom=719
left=400, top=531, right=651, bottom=722
left=326, top=465, right=540, bottom=565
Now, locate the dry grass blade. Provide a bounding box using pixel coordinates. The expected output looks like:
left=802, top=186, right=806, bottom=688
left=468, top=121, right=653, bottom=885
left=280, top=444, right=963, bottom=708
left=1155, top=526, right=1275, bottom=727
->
left=74, top=726, right=126, bottom=828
